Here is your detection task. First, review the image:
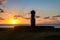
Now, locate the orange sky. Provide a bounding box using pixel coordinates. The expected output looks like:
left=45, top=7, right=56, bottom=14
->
left=0, top=9, right=60, bottom=24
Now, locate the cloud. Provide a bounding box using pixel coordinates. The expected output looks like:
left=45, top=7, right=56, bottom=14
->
left=53, top=15, right=60, bottom=17
left=14, top=15, right=21, bottom=17
left=14, top=15, right=30, bottom=20
left=51, top=15, right=60, bottom=20
left=0, top=17, right=4, bottom=20
left=37, top=18, right=60, bottom=24
left=35, top=16, right=40, bottom=18
left=43, top=16, right=50, bottom=19
left=0, top=0, right=7, bottom=5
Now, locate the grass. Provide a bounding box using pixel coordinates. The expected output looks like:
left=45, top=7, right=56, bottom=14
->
left=0, top=31, right=60, bottom=40
left=0, top=26, right=59, bottom=40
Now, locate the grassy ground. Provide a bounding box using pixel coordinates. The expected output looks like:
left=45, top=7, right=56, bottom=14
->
left=0, top=31, right=60, bottom=40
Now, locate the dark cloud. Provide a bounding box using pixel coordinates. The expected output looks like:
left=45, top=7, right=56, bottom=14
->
left=0, top=17, right=4, bottom=20
left=51, top=17, right=57, bottom=20
left=14, top=15, right=21, bottom=17
left=14, top=15, right=30, bottom=20
left=0, top=0, right=6, bottom=5
left=53, top=15, right=60, bottom=17
left=44, top=16, right=50, bottom=19
left=35, top=16, right=40, bottom=18
left=0, top=9, right=4, bottom=13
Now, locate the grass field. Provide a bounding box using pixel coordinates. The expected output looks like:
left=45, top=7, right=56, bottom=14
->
left=0, top=31, right=60, bottom=40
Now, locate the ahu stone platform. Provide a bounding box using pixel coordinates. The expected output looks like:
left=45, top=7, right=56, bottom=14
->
left=14, top=26, right=54, bottom=32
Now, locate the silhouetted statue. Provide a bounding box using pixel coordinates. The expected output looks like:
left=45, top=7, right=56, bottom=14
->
left=31, top=10, right=36, bottom=27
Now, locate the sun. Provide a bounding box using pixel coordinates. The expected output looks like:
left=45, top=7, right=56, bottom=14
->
left=8, top=19, right=20, bottom=24
left=12, top=19, right=17, bottom=24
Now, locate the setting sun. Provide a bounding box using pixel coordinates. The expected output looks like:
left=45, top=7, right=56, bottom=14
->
left=12, top=19, right=17, bottom=24
left=8, top=19, right=20, bottom=24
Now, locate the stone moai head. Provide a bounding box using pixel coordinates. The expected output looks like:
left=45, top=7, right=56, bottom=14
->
left=31, top=10, right=35, bottom=14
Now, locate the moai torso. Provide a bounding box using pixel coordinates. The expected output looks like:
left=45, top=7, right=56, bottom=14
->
left=31, top=10, right=36, bottom=27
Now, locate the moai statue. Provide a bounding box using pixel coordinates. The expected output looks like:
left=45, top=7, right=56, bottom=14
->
left=31, top=10, right=36, bottom=27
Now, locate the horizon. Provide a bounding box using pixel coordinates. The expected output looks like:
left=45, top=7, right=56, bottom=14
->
left=0, top=24, right=60, bottom=28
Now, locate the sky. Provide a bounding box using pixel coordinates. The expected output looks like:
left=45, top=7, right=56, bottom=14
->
left=6, top=0, right=60, bottom=16
left=0, top=0, right=60, bottom=24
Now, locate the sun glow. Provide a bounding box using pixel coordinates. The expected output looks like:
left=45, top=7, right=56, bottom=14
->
left=12, top=19, right=17, bottom=24
left=8, top=19, right=20, bottom=24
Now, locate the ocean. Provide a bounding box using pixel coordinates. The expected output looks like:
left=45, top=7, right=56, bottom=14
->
left=36, top=24, right=60, bottom=28
left=0, top=24, right=60, bottom=28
